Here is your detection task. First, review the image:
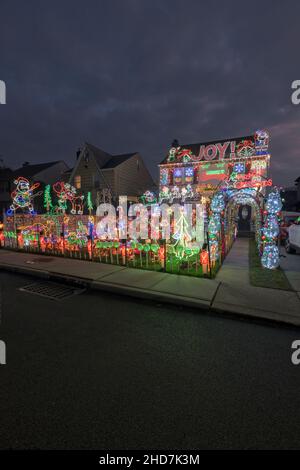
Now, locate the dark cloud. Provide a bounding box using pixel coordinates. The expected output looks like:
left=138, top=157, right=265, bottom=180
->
left=0, top=0, right=299, bottom=185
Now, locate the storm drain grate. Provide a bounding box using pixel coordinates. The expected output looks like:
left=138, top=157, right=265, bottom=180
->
left=19, top=281, right=86, bottom=301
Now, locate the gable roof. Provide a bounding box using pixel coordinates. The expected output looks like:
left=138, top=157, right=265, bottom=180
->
left=13, top=161, right=64, bottom=178
left=85, top=142, right=111, bottom=168
left=102, top=152, right=137, bottom=169
left=83, top=143, right=137, bottom=169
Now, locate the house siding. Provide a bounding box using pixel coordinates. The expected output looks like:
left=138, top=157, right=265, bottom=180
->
left=115, top=154, right=154, bottom=196
left=70, top=153, right=115, bottom=201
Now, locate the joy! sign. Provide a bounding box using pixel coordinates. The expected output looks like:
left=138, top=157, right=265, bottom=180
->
left=167, top=131, right=269, bottom=163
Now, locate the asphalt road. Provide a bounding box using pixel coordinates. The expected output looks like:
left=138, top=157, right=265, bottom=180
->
left=1, top=271, right=300, bottom=450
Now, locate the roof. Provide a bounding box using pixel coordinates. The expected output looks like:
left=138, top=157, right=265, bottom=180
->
left=84, top=143, right=137, bottom=169
left=13, top=161, right=63, bottom=178
left=102, top=152, right=137, bottom=169
left=0, top=167, right=13, bottom=180
left=85, top=142, right=111, bottom=168
left=160, top=135, right=253, bottom=164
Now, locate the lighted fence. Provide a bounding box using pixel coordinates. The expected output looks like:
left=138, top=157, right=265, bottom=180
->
left=0, top=214, right=222, bottom=278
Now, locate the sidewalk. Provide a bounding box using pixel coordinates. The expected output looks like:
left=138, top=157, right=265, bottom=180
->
left=0, top=243, right=300, bottom=327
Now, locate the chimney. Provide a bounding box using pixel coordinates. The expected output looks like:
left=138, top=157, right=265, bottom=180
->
left=22, top=161, right=30, bottom=167
left=76, top=148, right=81, bottom=160
left=172, top=139, right=179, bottom=147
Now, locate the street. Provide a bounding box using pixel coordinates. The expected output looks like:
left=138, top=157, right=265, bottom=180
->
left=1, top=271, right=300, bottom=449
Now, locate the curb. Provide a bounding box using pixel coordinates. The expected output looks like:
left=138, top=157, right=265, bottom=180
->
left=1, top=261, right=300, bottom=329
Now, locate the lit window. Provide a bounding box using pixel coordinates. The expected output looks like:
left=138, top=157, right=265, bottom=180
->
left=184, top=167, right=194, bottom=183
left=173, top=167, right=183, bottom=184
left=74, top=175, right=81, bottom=189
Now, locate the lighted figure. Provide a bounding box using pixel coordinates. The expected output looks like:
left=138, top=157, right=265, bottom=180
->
left=53, top=182, right=84, bottom=214
left=265, top=190, right=282, bottom=214
left=209, top=241, right=218, bottom=268
left=181, top=184, right=194, bottom=201
left=167, top=146, right=179, bottom=162
left=88, top=215, right=95, bottom=239
left=261, top=244, right=279, bottom=269
left=254, top=129, right=269, bottom=155
left=7, top=177, right=41, bottom=215
left=170, top=186, right=181, bottom=203
left=200, top=245, right=209, bottom=274
left=262, top=215, right=279, bottom=240
left=159, top=186, right=170, bottom=202
left=210, top=192, right=225, bottom=213
left=140, top=190, right=157, bottom=205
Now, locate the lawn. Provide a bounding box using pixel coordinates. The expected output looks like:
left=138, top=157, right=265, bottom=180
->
left=248, top=239, right=293, bottom=291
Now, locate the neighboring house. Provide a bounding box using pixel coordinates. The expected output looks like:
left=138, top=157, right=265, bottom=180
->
left=68, top=142, right=155, bottom=203
left=0, top=166, right=14, bottom=215
left=13, top=160, right=70, bottom=185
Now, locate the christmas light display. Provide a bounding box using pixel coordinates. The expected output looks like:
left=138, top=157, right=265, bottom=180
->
left=4, top=128, right=276, bottom=277
left=261, top=189, right=282, bottom=269
left=53, top=182, right=84, bottom=214
left=87, top=192, right=94, bottom=215
left=140, top=190, right=157, bottom=205
left=265, top=189, right=282, bottom=214
left=44, top=185, right=53, bottom=212
left=233, top=162, right=245, bottom=174
left=261, top=244, right=280, bottom=270
left=7, top=177, right=41, bottom=215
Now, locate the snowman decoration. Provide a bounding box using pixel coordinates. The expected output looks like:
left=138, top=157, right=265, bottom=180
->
left=7, top=177, right=41, bottom=215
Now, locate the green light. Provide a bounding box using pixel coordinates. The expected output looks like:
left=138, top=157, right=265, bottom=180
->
left=206, top=170, right=226, bottom=175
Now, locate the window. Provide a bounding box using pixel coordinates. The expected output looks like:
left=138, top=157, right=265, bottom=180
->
left=173, top=167, right=183, bottom=185
left=184, top=167, right=194, bottom=184
left=74, top=175, right=81, bottom=189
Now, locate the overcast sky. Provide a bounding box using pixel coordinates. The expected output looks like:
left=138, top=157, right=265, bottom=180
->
left=0, top=0, right=299, bottom=186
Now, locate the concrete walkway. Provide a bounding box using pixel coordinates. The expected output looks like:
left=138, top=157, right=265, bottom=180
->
left=213, top=238, right=300, bottom=325
left=0, top=243, right=300, bottom=327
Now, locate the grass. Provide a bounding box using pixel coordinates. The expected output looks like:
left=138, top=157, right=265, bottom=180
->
left=248, top=239, right=293, bottom=291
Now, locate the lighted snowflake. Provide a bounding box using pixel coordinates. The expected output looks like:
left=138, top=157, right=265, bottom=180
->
left=233, top=162, right=245, bottom=174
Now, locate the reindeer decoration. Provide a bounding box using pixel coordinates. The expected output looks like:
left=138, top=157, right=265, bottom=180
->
left=52, top=182, right=84, bottom=214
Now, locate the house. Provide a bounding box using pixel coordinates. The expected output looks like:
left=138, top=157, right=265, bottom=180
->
left=68, top=142, right=155, bottom=204
left=0, top=166, right=14, bottom=215
left=159, top=132, right=270, bottom=202
left=13, top=160, right=70, bottom=185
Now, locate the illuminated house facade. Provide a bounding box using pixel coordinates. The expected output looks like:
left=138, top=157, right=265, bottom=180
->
left=159, top=131, right=271, bottom=202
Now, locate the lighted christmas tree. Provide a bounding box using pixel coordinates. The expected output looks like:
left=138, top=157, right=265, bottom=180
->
left=87, top=192, right=94, bottom=215
left=172, top=207, right=192, bottom=260
left=44, top=185, right=53, bottom=212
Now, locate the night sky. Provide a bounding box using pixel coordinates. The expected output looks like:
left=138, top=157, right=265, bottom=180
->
left=0, top=0, right=299, bottom=186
